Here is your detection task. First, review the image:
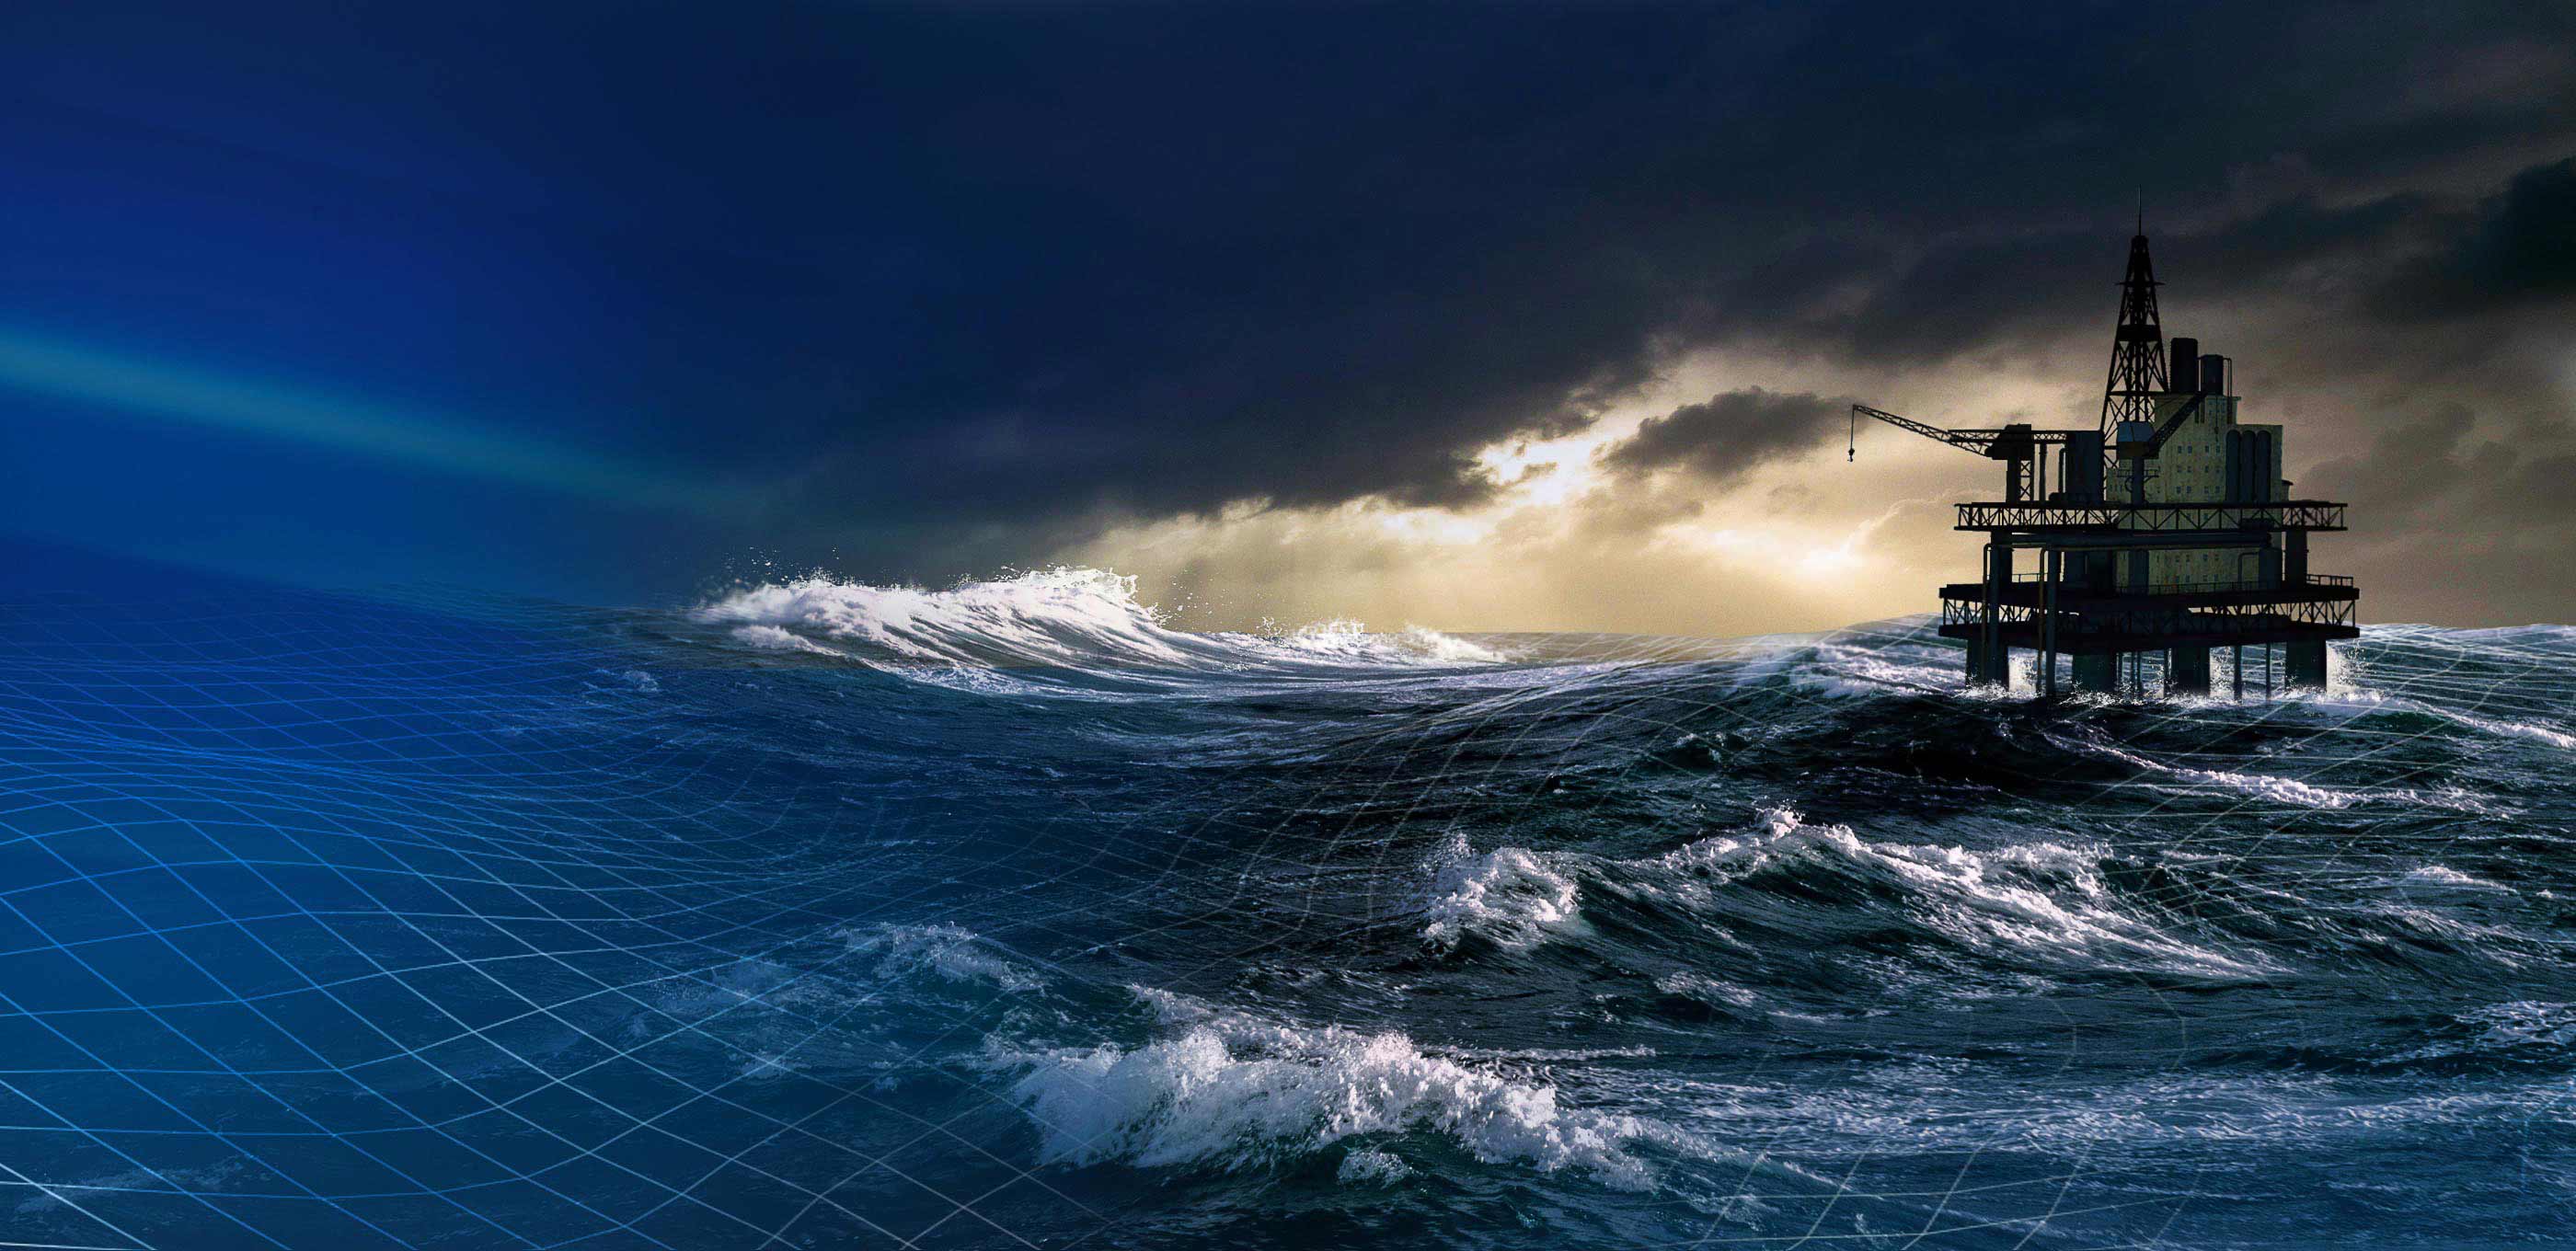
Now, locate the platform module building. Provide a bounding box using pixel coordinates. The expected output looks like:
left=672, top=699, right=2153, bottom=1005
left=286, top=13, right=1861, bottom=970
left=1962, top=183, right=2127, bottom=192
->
left=1852, top=229, right=2358, bottom=697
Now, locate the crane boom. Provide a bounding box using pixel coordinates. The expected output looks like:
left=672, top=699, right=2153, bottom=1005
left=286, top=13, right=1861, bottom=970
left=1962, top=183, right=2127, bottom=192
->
left=1850, top=391, right=2210, bottom=460
left=1847, top=405, right=2081, bottom=457
left=1849, top=403, right=1970, bottom=453
left=1848, top=404, right=2099, bottom=502
left=1849, top=389, right=2221, bottom=505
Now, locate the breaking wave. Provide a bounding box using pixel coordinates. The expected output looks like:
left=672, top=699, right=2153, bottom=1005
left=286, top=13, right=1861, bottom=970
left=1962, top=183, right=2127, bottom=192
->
left=997, top=992, right=1696, bottom=1190
left=692, top=567, right=1510, bottom=677
left=1421, top=809, right=2267, bottom=980
left=1420, top=833, right=1585, bottom=951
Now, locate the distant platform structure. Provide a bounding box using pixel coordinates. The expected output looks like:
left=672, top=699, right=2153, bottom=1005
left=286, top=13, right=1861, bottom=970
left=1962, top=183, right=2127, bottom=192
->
left=1851, top=229, right=2358, bottom=697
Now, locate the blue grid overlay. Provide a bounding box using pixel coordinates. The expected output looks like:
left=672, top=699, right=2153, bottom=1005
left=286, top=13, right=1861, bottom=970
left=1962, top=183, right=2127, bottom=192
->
left=0, top=577, right=1106, bottom=1249
left=4, top=557, right=2570, bottom=1249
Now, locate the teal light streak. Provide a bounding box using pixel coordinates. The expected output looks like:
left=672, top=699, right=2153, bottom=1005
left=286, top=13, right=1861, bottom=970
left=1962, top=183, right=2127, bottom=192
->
left=0, top=329, right=744, bottom=515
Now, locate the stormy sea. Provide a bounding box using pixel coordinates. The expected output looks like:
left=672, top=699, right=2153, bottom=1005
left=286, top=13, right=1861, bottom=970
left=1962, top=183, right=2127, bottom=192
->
left=2, top=544, right=2570, bottom=1250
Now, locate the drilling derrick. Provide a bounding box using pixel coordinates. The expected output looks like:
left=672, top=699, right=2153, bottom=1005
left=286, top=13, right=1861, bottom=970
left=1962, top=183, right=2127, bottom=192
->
left=1849, top=228, right=2360, bottom=697
left=2100, top=228, right=2168, bottom=437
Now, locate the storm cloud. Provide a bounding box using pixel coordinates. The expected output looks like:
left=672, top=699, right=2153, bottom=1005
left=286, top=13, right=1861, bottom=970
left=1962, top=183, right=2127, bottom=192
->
left=1603, top=389, right=1847, bottom=486
left=744, top=0, right=2576, bottom=560
left=3, top=1, right=2572, bottom=621
left=2382, top=156, right=2576, bottom=316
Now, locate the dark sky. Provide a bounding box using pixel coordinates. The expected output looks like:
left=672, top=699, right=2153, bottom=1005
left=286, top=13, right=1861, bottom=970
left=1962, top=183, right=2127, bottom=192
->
left=3, top=3, right=2570, bottom=626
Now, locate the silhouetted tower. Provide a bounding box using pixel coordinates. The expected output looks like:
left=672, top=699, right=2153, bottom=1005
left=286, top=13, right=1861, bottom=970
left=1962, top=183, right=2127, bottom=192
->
left=2099, top=227, right=2168, bottom=436
left=1849, top=225, right=2363, bottom=699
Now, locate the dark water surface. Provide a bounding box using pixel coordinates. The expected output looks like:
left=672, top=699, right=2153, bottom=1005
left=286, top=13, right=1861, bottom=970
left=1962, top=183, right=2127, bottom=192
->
left=1, top=552, right=2570, bottom=1249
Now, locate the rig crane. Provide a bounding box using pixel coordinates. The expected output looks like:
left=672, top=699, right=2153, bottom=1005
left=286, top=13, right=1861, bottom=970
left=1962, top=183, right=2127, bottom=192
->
left=1848, top=387, right=2209, bottom=504
left=1846, top=405, right=2083, bottom=502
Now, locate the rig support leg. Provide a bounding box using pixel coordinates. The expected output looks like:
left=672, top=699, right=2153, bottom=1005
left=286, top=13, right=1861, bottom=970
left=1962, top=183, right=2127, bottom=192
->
left=2231, top=645, right=2245, bottom=700
left=2073, top=652, right=2119, bottom=694
left=1970, top=536, right=2008, bottom=689
left=2284, top=640, right=2328, bottom=691
left=1965, top=639, right=2010, bottom=688
left=2168, top=645, right=2212, bottom=697
left=2040, top=549, right=2059, bottom=697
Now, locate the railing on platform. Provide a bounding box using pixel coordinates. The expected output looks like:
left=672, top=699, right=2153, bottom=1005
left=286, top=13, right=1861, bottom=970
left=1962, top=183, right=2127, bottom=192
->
left=1995, top=573, right=2355, bottom=594
left=1955, top=500, right=2349, bottom=532
left=1939, top=594, right=2358, bottom=632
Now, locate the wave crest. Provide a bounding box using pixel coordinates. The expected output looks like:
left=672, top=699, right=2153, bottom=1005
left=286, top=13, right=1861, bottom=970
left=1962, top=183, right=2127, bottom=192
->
left=1627, top=809, right=2271, bottom=978
left=1422, top=832, right=1585, bottom=950
left=694, top=568, right=1507, bottom=676
left=1002, top=1007, right=1687, bottom=1189
left=1427, top=809, right=2271, bottom=978
left=844, top=923, right=1044, bottom=993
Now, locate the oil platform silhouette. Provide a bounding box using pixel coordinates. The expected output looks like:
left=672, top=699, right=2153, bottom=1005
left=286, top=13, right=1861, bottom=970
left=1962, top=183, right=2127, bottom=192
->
left=1852, top=228, right=2358, bottom=697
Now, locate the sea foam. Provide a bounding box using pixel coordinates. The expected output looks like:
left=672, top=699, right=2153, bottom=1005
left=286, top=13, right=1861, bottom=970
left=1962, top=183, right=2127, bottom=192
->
left=1623, top=809, right=2270, bottom=978
left=696, top=567, right=1507, bottom=675
left=1002, top=1006, right=1685, bottom=1189
left=1421, top=832, right=1584, bottom=950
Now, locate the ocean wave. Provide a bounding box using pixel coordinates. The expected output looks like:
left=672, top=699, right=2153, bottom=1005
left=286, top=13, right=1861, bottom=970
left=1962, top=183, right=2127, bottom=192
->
left=2396, top=864, right=2513, bottom=893
left=999, top=995, right=1694, bottom=1189
left=2414, top=706, right=2576, bottom=751
left=1268, top=619, right=1510, bottom=665
left=2077, top=739, right=2360, bottom=809
left=2064, top=721, right=2510, bottom=816
left=24, top=547, right=2576, bottom=1248
left=1611, top=809, right=2271, bottom=979
left=843, top=923, right=1045, bottom=993
left=1420, top=832, right=1585, bottom=950
left=643, top=958, right=831, bottom=1029
left=694, top=567, right=1509, bottom=676
left=730, top=623, right=846, bottom=656
left=1336, top=1147, right=1415, bottom=1184
left=1411, top=809, right=2268, bottom=980
left=2446, top=1001, right=2576, bottom=1050
left=2383, top=1001, right=2576, bottom=1064
left=1688, top=1064, right=2569, bottom=1158
left=1651, top=972, right=1763, bottom=1011
left=2366, top=905, right=2535, bottom=967
left=1783, top=637, right=1975, bottom=699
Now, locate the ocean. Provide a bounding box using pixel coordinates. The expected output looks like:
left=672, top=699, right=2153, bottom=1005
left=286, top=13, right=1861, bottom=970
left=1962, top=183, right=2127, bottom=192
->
left=1, top=549, right=2570, bottom=1249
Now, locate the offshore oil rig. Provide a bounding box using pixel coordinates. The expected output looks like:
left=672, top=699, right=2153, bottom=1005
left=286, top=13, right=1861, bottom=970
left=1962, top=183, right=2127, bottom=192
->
left=1852, top=227, right=2359, bottom=697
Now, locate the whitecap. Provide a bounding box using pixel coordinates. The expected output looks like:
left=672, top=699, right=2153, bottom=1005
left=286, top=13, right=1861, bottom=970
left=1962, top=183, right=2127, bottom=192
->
left=1623, top=809, right=2271, bottom=979
left=2397, top=864, right=2512, bottom=892
left=1000, top=1013, right=1690, bottom=1189
left=1420, top=832, right=1584, bottom=950
left=843, top=923, right=1044, bottom=993
left=730, top=624, right=846, bottom=656
left=1653, top=972, right=1762, bottom=1010
left=696, top=567, right=1511, bottom=677
left=2082, top=740, right=2359, bottom=809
